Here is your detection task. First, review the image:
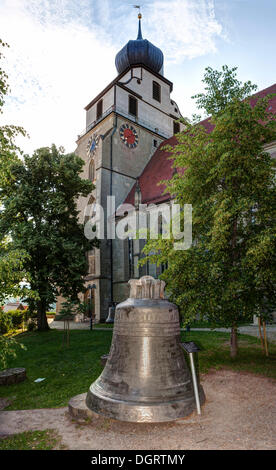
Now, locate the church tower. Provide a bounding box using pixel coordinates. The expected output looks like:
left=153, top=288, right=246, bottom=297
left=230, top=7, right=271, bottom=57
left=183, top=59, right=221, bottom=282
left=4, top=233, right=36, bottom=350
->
left=75, top=14, right=184, bottom=321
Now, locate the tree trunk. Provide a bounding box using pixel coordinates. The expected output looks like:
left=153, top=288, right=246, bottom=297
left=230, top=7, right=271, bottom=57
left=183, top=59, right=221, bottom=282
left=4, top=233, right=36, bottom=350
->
left=37, top=300, right=49, bottom=331
left=230, top=324, right=238, bottom=358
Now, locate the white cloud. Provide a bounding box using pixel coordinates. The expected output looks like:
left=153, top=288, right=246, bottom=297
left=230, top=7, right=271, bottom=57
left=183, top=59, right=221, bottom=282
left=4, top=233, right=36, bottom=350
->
left=0, top=0, right=117, bottom=154
left=0, top=0, right=224, bottom=154
left=146, top=0, right=224, bottom=62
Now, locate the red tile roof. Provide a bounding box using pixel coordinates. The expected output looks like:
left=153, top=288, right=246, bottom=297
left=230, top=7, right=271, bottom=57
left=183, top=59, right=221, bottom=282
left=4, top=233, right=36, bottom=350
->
left=124, top=135, right=178, bottom=206
left=251, top=83, right=276, bottom=112
left=124, top=83, right=276, bottom=206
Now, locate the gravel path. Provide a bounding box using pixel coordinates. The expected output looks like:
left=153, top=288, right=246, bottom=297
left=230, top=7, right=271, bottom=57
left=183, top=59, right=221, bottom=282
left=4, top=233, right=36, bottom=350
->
left=1, top=369, right=275, bottom=450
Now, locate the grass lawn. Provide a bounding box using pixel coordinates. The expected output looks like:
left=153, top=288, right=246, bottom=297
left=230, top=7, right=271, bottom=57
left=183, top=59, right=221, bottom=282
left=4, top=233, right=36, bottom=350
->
left=93, top=323, right=114, bottom=329
left=0, top=430, right=61, bottom=450
left=92, top=321, right=254, bottom=329
left=181, top=320, right=254, bottom=328
left=0, top=329, right=275, bottom=411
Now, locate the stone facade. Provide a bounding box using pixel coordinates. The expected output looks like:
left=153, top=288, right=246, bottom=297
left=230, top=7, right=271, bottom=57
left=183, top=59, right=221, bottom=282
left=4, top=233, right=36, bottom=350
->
left=56, top=19, right=276, bottom=324
left=61, top=62, right=184, bottom=322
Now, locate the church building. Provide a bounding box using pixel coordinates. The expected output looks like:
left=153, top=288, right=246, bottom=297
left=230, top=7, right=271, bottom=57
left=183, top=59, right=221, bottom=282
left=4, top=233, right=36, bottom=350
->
left=68, top=14, right=185, bottom=321
left=57, top=15, right=276, bottom=323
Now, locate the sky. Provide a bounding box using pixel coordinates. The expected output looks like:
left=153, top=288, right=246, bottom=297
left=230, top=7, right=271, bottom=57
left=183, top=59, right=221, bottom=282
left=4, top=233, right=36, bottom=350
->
left=0, top=0, right=275, bottom=155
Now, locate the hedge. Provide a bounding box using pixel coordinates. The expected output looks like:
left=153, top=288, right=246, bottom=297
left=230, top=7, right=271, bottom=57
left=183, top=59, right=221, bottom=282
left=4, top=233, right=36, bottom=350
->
left=0, top=309, right=56, bottom=334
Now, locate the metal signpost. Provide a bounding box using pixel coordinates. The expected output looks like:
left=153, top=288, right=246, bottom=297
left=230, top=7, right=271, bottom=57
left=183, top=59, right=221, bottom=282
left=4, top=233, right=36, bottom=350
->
left=181, top=341, right=202, bottom=415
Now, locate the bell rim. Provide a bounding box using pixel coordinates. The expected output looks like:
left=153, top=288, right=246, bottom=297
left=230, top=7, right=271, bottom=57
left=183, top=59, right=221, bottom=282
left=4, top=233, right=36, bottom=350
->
left=86, top=386, right=205, bottom=423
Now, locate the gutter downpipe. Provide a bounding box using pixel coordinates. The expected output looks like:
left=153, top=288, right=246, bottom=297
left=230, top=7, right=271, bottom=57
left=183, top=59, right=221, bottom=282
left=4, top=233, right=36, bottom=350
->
left=109, top=85, right=117, bottom=306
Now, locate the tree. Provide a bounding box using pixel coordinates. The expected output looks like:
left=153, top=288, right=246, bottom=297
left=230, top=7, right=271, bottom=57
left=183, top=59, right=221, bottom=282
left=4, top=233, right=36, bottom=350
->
left=0, top=39, right=27, bottom=185
left=192, top=65, right=258, bottom=116
left=0, top=243, right=31, bottom=369
left=142, top=66, right=276, bottom=358
left=57, top=299, right=79, bottom=347
left=0, top=241, right=31, bottom=304
left=0, top=39, right=29, bottom=303
left=0, top=144, right=96, bottom=330
left=0, top=39, right=32, bottom=366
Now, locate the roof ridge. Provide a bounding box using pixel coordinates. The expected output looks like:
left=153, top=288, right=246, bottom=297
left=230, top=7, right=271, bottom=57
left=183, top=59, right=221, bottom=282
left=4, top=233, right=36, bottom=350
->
left=123, top=83, right=276, bottom=207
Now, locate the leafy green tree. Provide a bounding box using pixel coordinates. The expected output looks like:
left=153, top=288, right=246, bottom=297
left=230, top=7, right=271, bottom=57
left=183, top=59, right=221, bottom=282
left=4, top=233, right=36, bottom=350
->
left=0, top=39, right=29, bottom=303
left=0, top=241, right=31, bottom=304
left=0, top=38, right=31, bottom=366
left=192, top=65, right=258, bottom=116
left=0, top=39, right=28, bottom=295
left=0, top=39, right=27, bottom=185
left=142, top=66, right=276, bottom=358
left=0, top=335, right=26, bottom=369
left=0, top=145, right=96, bottom=331
left=56, top=299, right=78, bottom=321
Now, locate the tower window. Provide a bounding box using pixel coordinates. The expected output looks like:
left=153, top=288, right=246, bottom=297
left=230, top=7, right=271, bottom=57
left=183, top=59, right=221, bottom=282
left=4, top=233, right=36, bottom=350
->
left=174, top=121, right=180, bottom=134
left=96, top=99, right=103, bottom=120
left=153, top=139, right=158, bottom=148
left=152, top=81, right=161, bottom=102
left=128, top=95, right=138, bottom=117
left=128, top=238, right=133, bottom=277
left=89, top=159, right=95, bottom=181
left=134, top=185, right=142, bottom=208
left=84, top=195, right=95, bottom=225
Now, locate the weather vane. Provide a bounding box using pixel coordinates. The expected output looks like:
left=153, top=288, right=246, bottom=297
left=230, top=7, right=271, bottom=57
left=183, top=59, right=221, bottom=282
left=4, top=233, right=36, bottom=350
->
left=133, top=4, right=142, bottom=18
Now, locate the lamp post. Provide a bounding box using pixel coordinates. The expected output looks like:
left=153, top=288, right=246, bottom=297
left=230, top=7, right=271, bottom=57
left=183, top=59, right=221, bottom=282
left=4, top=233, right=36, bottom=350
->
left=87, top=284, right=96, bottom=331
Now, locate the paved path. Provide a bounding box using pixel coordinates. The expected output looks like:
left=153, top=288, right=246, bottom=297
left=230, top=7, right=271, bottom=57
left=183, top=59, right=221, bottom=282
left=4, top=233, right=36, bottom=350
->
left=1, top=370, right=275, bottom=449
left=49, top=320, right=276, bottom=343
left=239, top=325, right=276, bottom=343
left=186, top=325, right=276, bottom=343
left=49, top=319, right=92, bottom=330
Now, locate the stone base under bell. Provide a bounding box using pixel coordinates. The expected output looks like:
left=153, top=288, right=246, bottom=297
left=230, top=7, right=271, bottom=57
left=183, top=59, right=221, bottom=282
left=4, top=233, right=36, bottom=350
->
left=68, top=393, right=100, bottom=421
left=86, top=385, right=205, bottom=423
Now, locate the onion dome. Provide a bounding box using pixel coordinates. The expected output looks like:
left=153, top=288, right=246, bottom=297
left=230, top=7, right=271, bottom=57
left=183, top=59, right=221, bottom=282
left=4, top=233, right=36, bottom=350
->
left=115, top=14, right=164, bottom=75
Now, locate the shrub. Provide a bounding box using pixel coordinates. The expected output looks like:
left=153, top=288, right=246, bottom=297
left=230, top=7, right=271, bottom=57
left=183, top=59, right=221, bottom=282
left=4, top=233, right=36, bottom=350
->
left=27, top=320, right=37, bottom=332
left=23, top=310, right=37, bottom=321
left=0, top=311, right=13, bottom=334
left=3, top=310, right=26, bottom=330
left=10, top=310, right=25, bottom=329
left=46, top=311, right=56, bottom=318
left=0, top=309, right=35, bottom=333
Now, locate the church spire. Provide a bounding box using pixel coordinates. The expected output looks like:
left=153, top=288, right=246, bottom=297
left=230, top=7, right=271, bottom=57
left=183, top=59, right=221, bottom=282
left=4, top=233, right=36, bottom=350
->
left=115, top=6, right=164, bottom=75
left=137, top=12, right=143, bottom=40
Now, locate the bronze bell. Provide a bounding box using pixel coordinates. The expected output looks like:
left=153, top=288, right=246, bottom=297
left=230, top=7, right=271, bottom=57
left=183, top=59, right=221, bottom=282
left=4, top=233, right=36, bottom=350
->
left=86, top=276, right=205, bottom=422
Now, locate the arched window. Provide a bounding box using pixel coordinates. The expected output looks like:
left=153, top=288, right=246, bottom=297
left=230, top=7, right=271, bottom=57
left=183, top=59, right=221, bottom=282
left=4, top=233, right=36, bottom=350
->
left=96, top=99, right=103, bottom=120
left=89, top=159, right=95, bottom=181
left=87, top=250, right=95, bottom=274
left=84, top=195, right=95, bottom=225
left=134, top=179, right=141, bottom=208
left=84, top=284, right=95, bottom=318
left=158, top=214, right=163, bottom=236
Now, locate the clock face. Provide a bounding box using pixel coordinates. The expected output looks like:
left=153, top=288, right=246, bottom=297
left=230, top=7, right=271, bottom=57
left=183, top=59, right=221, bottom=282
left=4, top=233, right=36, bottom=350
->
left=87, top=134, right=99, bottom=157
left=120, top=124, right=138, bottom=148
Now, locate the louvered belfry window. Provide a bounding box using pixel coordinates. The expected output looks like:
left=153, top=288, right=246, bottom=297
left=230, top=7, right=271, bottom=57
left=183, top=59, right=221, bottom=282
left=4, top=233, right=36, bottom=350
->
left=152, top=81, right=161, bottom=102
left=96, top=99, right=103, bottom=120
left=129, top=96, right=137, bottom=117
left=174, top=121, right=180, bottom=134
